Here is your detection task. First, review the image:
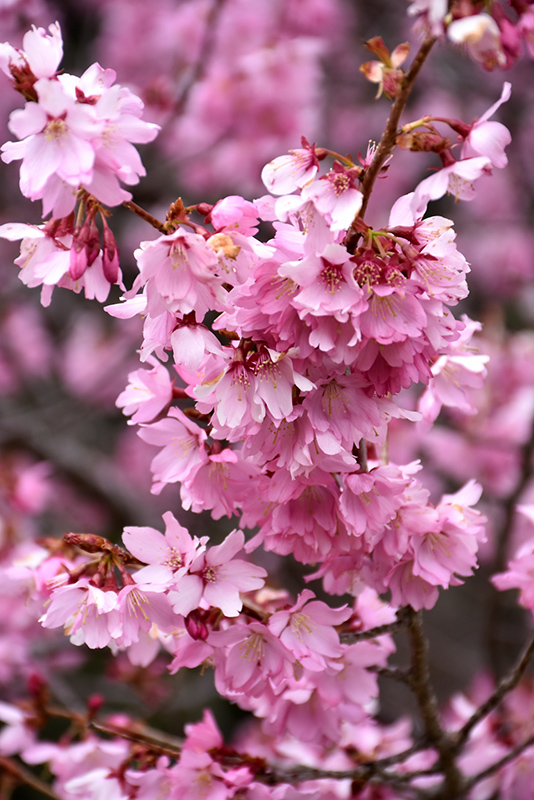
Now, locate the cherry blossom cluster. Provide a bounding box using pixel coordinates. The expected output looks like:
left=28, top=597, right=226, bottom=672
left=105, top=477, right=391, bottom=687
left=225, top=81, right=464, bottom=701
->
left=2, top=11, right=534, bottom=800
left=0, top=697, right=420, bottom=800
left=18, top=514, right=394, bottom=749
left=408, top=0, right=534, bottom=69
left=0, top=22, right=158, bottom=305
left=105, top=125, right=498, bottom=611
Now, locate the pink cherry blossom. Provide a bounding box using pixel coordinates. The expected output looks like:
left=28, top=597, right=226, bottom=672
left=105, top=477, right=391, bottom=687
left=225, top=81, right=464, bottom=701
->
left=461, top=82, right=512, bottom=168
left=116, top=357, right=173, bottom=425
left=169, top=529, right=266, bottom=618
left=411, top=156, right=492, bottom=217
left=210, top=621, right=294, bottom=695
left=268, top=589, right=351, bottom=671
left=2, top=77, right=99, bottom=198
left=447, top=13, right=506, bottom=70
left=261, top=139, right=320, bottom=195
left=112, top=577, right=175, bottom=648
left=122, top=511, right=206, bottom=584
left=418, top=317, right=489, bottom=425
left=132, top=229, right=226, bottom=318
left=40, top=579, right=119, bottom=649
left=137, top=407, right=208, bottom=493
left=301, top=163, right=363, bottom=231
left=407, top=0, right=448, bottom=36
left=180, top=448, right=262, bottom=519
left=0, top=22, right=63, bottom=82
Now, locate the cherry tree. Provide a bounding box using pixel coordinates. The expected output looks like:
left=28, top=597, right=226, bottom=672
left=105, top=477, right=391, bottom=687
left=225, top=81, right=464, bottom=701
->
left=0, top=2, right=534, bottom=799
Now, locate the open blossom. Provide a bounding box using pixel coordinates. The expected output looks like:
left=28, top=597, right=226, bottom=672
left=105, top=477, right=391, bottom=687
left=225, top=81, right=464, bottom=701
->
left=460, top=82, right=512, bottom=168
left=194, top=344, right=314, bottom=439
left=385, top=480, right=485, bottom=610
left=39, top=579, right=119, bottom=649
left=122, top=511, right=207, bottom=584
left=0, top=22, right=63, bottom=83
left=210, top=621, right=294, bottom=695
left=171, top=322, right=224, bottom=371
left=411, top=155, right=492, bottom=217
left=180, top=448, right=262, bottom=519
left=131, top=229, right=226, bottom=318
left=301, top=162, right=363, bottom=230
left=278, top=243, right=366, bottom=321
left=0, top=221, right=69, bottom=302
left=116, top=357, right=173, bottom=425
left=261, top=139, right=320, bottom=195
left=2, top=77, right=100, bottom=199
left=137, top=407, right=208, bottom=493
left=447, top=13, right=506, bottom=70
left=112, top=577, right=176, bottom=649
left=169, top=530, right=267, bottom=618
left=418, top=317, right=489, bottom=425
left=340, top=464, right=410, bottom=542
left=268, top=589, right=351, bottom=671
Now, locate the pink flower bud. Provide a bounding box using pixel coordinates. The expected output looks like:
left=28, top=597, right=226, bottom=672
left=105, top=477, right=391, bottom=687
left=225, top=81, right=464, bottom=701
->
left=185, top=610, right=209, bottom=641
left=102, top=218, right=119, bottom=283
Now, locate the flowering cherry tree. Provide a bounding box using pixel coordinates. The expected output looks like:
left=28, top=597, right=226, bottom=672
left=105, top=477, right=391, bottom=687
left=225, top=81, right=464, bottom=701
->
left=1, top=1, right=534, bottom=798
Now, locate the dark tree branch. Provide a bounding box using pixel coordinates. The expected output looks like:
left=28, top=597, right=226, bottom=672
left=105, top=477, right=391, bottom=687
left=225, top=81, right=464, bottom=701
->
left=405, top=608, right=466, bottom=798
left=486, top=412, right=534, bottom=674
left=341, top=606, right=410, bottom=643
left=345, top=35, right=436, bottom=253
left=122, top=200, right=167, bottom=234
left=454, top=632, right=534, bottom=750
left=174, top=0, right=227, bottom=115
left=464, top=732, right=534, bottom=792
left=0, top=755, right=62, bottom=800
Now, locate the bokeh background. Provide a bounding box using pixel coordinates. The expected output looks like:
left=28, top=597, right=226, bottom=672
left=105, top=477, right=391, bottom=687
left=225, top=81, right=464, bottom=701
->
left=0, top=0, right=533, bottom=758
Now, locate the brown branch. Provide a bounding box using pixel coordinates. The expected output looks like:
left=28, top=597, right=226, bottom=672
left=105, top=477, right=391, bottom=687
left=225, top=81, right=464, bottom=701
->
left=360, top=36, right=436, bottom=214
left=494, top=413, right=534, bottom=575
left=368, top=664, right=412, bottom=683
left=345, top=35, right=436, bottom=251
left=405, top=608, right=466, bottom=798
left=122, top=200, right=167, bottom=234
left=0, top=755, right=61, bottom=800
left=340, top=609, right=409, bottom=643
left=486, top=412, right=534, bottom=674
left=175, top=0, right=227, bottom=115
left=89, top=721, right=183, bottom=758
left=454, top=632, right=534, bottom=751
left=464, top=732, right=534, bottom=792
left=47, top=702, right=433, bottom=796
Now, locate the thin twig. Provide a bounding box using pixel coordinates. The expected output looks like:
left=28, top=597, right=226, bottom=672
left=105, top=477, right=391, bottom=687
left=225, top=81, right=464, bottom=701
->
left=0, top=755, right=61, bottom=800
left=345, top=35, right=436, bottom=252
left=88, top=721, right=183, bottom=757
left=122, top=200, right=167, bottom=234
left=175, top=0, right=227, bottom=115
left=486, top=414, right=534, bottom=673
left=464, top=732, right=534, bottom=792
left=454, top=632, right=534, bottom=750
left=340, top=607, right=410, bottom=643
left=369, top=664, right=412, bottom=683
